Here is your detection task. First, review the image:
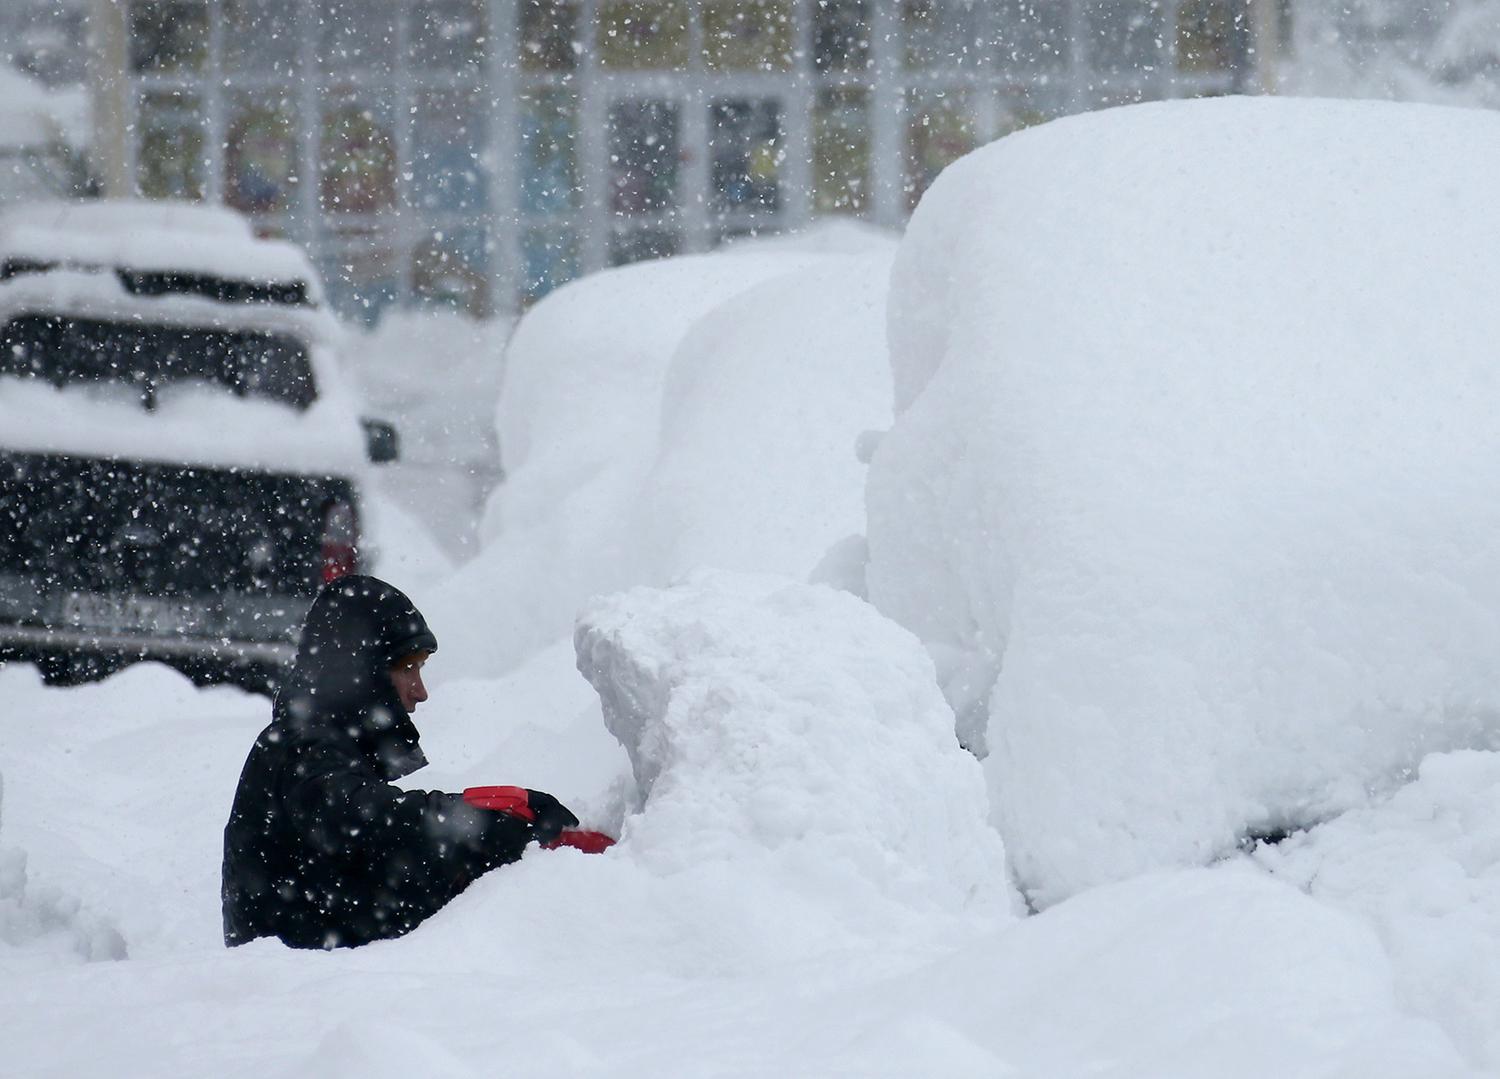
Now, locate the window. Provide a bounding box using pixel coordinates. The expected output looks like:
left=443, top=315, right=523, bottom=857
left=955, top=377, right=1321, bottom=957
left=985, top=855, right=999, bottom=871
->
left=137, top=91, right=205, bottom=201
left=319, top=102, right=397, bottom=214
left=709, top=99, right=781, bottom=214
left=409, top=0, right=488, bottom=71
left=411, top=91, right=487, bottom=214
left=701, top=1, right=793, bottom=71
left=905, top=89, right=975, bottom=210
left=225, top=96, right=299, bottom=216
left=995, top=1, right=1069, bottom=72
left=521, top=227, right=580, bottom=304
left=0, top=316, right=316, bottom=411
left=813, top=0, right=870, bottom=72
left=129, top=0, right=208, bottom=73
left=598, top=1, right=692, bottom=69
left=903, top=0, right=981, bottom=69
left=1177, top=0, right=1247, bottom=75
left=608, top=100, right=681, bottom=216
left=318, top=231, right=399, bottom=325
left=223, top=0, right=300, bottom=75
left=520, top=89, right=580, bottom=216
left=520, top=0, right=579, bottom=71
left=412, top=227, right=490, bottom=316
left=1084, top=0, right=1163, bottom=74
left=317, top=0, right=399, bottom=77
left=813, top=87, right=869, bottom=214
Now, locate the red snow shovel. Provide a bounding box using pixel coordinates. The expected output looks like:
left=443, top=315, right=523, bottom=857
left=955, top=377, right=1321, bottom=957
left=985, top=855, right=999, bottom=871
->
left=462, top=785, right=616, bottom=854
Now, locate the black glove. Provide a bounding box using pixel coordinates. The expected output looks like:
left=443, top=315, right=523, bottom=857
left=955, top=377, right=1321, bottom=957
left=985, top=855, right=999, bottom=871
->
left=525, top=789, right=579, bottom=846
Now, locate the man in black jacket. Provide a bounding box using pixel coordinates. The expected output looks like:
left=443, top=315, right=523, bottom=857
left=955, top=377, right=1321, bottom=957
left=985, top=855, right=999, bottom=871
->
left=222, top=574, right=577, bottom=950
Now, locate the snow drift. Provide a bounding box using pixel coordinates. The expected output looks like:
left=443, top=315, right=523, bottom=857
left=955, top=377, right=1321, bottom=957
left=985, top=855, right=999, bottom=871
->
left=429, top=228, right=895, bottom=678
left=575, top=571, right=1015, bottom=920
left=1254, top=749, right=1500, bottom=1068
left=866, top=95, right=1500, bottom=906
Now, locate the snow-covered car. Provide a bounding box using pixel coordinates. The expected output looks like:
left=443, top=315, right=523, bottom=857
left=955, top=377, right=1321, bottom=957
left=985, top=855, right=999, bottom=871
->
left=0, top=200, right=394, bottom=689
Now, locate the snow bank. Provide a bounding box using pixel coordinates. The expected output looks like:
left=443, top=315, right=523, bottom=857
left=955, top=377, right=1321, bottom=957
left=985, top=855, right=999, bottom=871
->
left=0, top=627, right=1479, bottom=1074
left=812, top=865, right=1472, bottom=1078
left=0, top=664, right=266, bottom=959
left=344, top=311, right=512, bottom=559
left=867, top=96, right=1500, bottom=906
left=0, top=741, right=126, bottom=968
left=1253, top=749, right=1500, bottom=1072
left=574, top=571, right=1015, bottom=919
left=429, top=227, right=896, bottom=677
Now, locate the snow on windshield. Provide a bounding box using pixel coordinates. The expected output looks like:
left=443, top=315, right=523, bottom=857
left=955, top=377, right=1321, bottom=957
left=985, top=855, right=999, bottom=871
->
left=867, top=95, right=1500, bottom=908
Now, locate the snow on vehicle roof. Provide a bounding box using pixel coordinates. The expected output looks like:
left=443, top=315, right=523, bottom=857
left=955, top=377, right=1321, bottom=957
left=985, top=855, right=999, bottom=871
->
left=0, top=199, right=318, bottom=292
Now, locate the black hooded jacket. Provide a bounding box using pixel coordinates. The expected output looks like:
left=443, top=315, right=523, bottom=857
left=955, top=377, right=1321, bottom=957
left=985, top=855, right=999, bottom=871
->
left=221, top=575, right=533, bottom=950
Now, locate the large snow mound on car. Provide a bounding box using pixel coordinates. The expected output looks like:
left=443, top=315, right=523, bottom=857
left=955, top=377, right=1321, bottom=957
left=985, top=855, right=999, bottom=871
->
left=431, top=230, right=895, bottom=677
left=866, top=95, right=1500, bottom=907
left=575, top=571, right=1016, bottom=921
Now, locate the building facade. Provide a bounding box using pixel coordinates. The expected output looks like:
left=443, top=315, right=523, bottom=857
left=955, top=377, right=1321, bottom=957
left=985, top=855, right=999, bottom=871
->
left=95, top=1, right=1286, bottom=322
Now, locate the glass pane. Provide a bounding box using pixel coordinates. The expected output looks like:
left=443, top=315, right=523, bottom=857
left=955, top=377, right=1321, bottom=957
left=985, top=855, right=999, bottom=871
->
left=412, top=226, right=490, bottom=316
left=319, top=101, right=398, bottom=214
left=904, top=0, right=981, bottom=69
left=137, top=91, right=205, bottom=201
left=412, top=91, right=488, bottom=213
left=905, top=89, right=975, bottom=211
left=317, top=0, right=398, bottom=76
left=608, top=99, right=681, bottom=216
left=520, top=89, right=579, bottom=216
left=813, top=0, right=870, bottom=73
left=224, top=0, right=300, bottom=75
left=318, top=233, right=399, bottom=326
left=225, top=96, right=300, bottom=216
left=410, top=0, right=487, bottom=71
left=701, top=1, right=793, bottom=72
left=520, top=0, right=579, bottom=71
left=709, top=99, right=781, bottom=214
left=995, top=0, right=1069, bottom=72
left=129, top=1, right=208, bottom=74
left=521, top=227, right=580, bottom=304
left=598, top=0, right=692, bottom=69
left=1177, top=0, right=1246, bottom=74
left=813, top=87, right=869, bottom=215
left=1084, top=1, right=1162, bottom=74
left=608, top=227, right=681, bottom=266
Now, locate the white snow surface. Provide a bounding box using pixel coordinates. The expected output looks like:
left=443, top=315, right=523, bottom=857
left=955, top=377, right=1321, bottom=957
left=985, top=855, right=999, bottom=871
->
left=429, top=227, right=895, bottom=676
left=0, top=656, right=1487, bottom=1075
left=867, top=95, right=1500, bottom=907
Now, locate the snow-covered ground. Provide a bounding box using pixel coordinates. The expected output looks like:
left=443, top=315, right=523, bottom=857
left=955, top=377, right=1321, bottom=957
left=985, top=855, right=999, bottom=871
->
left=3, top=98, right=1499, bottom=1076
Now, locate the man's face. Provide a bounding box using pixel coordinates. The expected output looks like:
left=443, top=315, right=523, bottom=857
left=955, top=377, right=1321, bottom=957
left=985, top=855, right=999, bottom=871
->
left=389, top=651, right=430, bottom=714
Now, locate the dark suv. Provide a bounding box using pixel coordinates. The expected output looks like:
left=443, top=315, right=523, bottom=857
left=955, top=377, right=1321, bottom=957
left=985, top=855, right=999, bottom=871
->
left=0, top=201, right=393, bottom=690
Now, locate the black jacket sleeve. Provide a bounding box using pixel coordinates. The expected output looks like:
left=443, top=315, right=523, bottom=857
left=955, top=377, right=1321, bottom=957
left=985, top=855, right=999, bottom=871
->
left=277, top=736, right=534, bottom=945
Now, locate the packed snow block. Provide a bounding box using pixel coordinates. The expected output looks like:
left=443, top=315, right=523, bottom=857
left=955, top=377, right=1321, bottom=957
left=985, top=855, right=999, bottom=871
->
left=866, top=96, right=1500, bottom=906
left=575, top=571, right=1014, bottom=914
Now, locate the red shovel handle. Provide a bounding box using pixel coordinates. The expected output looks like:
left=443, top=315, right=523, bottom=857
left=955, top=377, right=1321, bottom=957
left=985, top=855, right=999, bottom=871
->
left=462, top=785, right=536, bottom=822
